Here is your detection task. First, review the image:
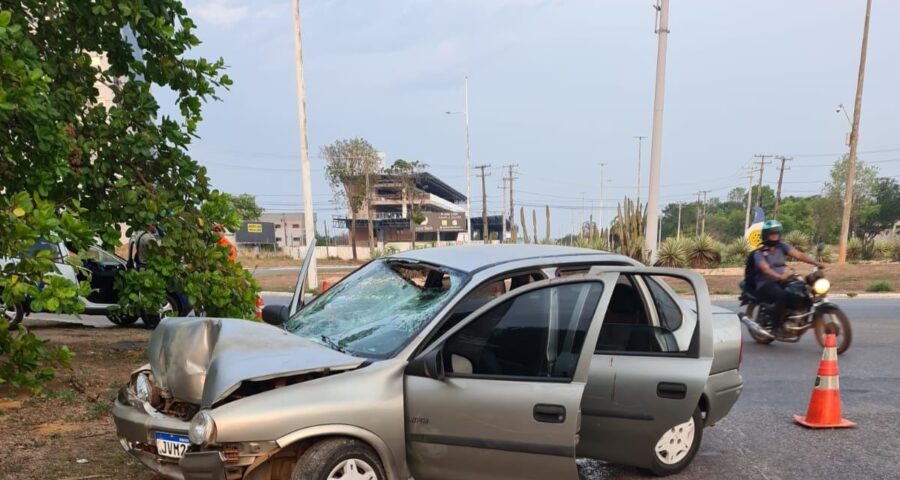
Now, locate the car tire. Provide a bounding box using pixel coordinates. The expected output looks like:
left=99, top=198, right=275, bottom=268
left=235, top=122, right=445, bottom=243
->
left=290, top=438, right=386, bottom=480
left=2, top=300, right=25, bottom=328
left=648, top=406, right=704, bottom=477
left=141, top=293, right=181, bottom=330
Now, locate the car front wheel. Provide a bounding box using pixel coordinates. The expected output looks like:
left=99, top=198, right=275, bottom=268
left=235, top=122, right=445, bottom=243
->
left=291, top=438, right=385, bottom=480
left=649, top=407, right=704, bottom=476
left=1, top=300, right=25, bottom=328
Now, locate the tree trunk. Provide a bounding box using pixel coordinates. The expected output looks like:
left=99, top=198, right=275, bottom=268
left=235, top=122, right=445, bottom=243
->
left=532, top=209, right=538, bottom=244
left=520, top=207, right=530, bottom=244
left=350, top=208, right=358, bottom=260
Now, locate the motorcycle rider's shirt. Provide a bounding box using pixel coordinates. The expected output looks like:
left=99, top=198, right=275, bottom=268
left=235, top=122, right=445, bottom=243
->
left=752, top=241, right=792, bottom=290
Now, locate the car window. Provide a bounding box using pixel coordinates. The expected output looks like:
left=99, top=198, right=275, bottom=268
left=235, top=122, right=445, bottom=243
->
left=645, top=276, right=683, bottom=331
left=84, top=246, right=124, bottom=265
left=595, top=275, right=690, bottom=355
left=444, top=282, right=604, bottom=380
left=430, top=270, right=547, bottom=342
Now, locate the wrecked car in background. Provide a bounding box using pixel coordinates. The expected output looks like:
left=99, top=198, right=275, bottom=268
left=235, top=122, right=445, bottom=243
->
left=113, top=244, right=743, bottom=479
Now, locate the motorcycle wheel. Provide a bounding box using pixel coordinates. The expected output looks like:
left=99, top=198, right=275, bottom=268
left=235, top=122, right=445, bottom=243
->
left=141, top=293, right=181, bottom=329
left=813, top=307, right=852, bottom=355
left=107, top=312, right=139, bottom=326
left=1, top=300, right=25, bottom=328
left=745, top=304, right=774, bottom=345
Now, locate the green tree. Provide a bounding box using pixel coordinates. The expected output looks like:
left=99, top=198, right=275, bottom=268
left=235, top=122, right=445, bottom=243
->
left=225, top=193, right=263, bottom=221
left=856, top=177, right=900, bottom=242
left=387, top=159, right=427, bottom=249
left=1, top=2, right=258, bottom=389
left=322, top=138, right=380, bottom=260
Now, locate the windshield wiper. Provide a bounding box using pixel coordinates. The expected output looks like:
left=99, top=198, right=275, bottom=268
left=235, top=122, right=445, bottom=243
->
left=319, top=334, right=346, bottom=353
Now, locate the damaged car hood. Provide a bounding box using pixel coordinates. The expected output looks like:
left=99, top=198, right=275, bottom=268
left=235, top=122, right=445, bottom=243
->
left=149, top=317, right=364, bottom=407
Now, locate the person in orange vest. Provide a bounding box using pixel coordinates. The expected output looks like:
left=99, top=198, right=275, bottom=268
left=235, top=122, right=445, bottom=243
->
left=212, top=223, right=237, bottom=262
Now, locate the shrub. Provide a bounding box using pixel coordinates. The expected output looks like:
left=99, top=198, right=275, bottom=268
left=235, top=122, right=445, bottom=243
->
left=784, top=231, right=811, bottom=253
left=892, top=239, right=900, bottom=263
left=723, top=237, right=753, bottom=265
left=847, top=237, right=864, bottom=261
left=865, top=280, right=894, bottom=293
left=686, top=235, right=722, bottom=269
left=655, top=238, right=688, bottom=267
left=370, top=245, right=399, bottom=259
left=573, top=236, right=609, bottom=251
left=874, top=238, right=893, bottom=260
left=815, top=244, right=835, bottom=263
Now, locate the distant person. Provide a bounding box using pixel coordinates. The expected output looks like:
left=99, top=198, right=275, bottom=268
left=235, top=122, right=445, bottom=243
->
left=128, top=225, right=162, bottom=269
left=213, top=224, right=237, bottom=262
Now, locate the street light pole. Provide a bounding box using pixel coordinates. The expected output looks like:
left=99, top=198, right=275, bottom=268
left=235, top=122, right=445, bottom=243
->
left=838, top=0, right=873, bottom=264
left=633, top=136, right=647, bottom=204
left=644, top=0, right=670, bottom=261
left=291, top=0, right=317, bottom=287
left=464, top=77, right=472, bottom=242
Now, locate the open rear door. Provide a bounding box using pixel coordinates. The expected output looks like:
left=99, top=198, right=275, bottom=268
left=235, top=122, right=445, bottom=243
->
left=577, top=267, right=714, bottom=470
left=288, top=244, right=317, bottom=316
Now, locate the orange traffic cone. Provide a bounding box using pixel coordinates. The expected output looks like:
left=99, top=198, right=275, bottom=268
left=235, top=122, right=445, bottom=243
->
left=321, top=280, right=329, bottom=292
left=794, top=333, right=855, bottom=429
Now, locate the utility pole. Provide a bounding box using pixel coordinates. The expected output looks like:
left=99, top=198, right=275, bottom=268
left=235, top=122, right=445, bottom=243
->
left=464, top=77, right=472, bottom=243
left=753, top=154, right=773, bottom=208
left=676, top=202, right=683, bottom=240
left=322, top=219, right=330, bottom=258
left=839, top=0, right=874, bottom=264
left=291, top=0, right=317, bottom=287
left=598, top=163, right=606, bottom=242
left=644, top=0, right=670, bottom=260
left=475, top=164, right=491, bottom=243
left=773, top=156, right=792, bottom=219
left=504, top=164, right=519, bottom=243
left=695, top=191, right=702, bottom=236
left=633, top=136, right=647, bottom=204
left=700, top=190, right=710, bottom=236
left=743, top=166, right=761, bottom=231
left=499, top=178, right=508, bottom=243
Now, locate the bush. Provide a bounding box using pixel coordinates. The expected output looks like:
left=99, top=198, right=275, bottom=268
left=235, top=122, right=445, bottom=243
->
left=573, top=236, right=609, bottom=251
left=865, top=280, right=895, bottom=293
left=370, top=246, right=399, bottom=259
left=847, top=237, right=864, bottom=261
left=686, top=235, right=722, bottom=268
left=722, top=237, right=753, bottom=265
left=815, top=244, right=835, bottom=263
left=784, top=231, right=811, bottom=253
left=655, top=238, right=688, bottom=267
left=892, top=239, right=900, bottom=263
left=874, top=238, right=893, bottom=260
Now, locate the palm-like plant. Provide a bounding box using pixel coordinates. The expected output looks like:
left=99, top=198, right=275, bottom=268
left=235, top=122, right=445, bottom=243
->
left=612, top=198, right=646, bottom=263
left=784, top=231, right=811, bottom=253
left=723, top=237, right=753, bottom=264
left=655, top=238, right=688, bottom=267
left=686, top=234, right=722, bottom=268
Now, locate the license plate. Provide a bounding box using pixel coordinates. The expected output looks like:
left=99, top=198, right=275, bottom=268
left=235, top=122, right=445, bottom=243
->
left=155, top=432, right=190, bottom=458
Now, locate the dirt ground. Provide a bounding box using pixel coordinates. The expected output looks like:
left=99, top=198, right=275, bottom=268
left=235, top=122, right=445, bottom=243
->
left=700, top=261, right=900, bottom=295
left=0, top=326, right=159, bottom=480
left=238, top=255, right=363, bottom=270
left=254, top=271, right=348, bottom=292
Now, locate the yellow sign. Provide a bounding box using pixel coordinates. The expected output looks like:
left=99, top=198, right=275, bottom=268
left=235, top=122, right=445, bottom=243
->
left=246, top=223, right=263, bottom=233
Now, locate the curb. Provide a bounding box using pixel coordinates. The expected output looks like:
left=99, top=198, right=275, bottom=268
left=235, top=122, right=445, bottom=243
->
left=709, top=293, right=900, bottom=301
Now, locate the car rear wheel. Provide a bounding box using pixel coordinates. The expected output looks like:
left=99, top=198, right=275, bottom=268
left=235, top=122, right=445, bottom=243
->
left=648, top=407, right=703, bottom=476
left=141, top=293, right=181, bottom=329
left=291, top=438, right=385, bottom=480
left=107, top=312, right=139, bottom=326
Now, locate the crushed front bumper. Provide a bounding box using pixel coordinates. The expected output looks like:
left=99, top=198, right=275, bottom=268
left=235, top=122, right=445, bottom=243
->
left=113, top=387, right=230, bottom=480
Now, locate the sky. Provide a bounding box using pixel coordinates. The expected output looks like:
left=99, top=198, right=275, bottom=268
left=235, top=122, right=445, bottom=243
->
left=173, top=0, right=900, bottom=237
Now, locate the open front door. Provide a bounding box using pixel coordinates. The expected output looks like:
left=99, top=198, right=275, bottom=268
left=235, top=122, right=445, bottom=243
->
left=577, top=267, right=714, bottom=470
left=405, top=275, right=616, bottom=480
left=288, top=244, right=317, bottom=316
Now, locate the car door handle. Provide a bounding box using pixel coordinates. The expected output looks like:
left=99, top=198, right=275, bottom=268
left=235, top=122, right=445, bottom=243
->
left=534, top=404, right=566, bottom=423
left=657, top=382, right=687, bottom=399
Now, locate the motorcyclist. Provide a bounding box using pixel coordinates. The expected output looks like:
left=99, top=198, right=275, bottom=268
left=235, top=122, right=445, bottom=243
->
left=750, top=220, right=824, bottom=332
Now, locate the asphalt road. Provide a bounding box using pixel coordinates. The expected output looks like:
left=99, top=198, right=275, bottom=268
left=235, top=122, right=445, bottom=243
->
left=22, top=297, right=900, bottom=479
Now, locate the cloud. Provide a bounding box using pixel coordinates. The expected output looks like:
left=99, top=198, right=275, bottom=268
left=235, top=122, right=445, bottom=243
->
left=190, top=0, right=249, bottom=27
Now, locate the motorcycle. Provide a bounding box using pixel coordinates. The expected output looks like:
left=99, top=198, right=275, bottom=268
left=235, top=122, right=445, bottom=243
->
left=738, top=267, right=852, bottom=354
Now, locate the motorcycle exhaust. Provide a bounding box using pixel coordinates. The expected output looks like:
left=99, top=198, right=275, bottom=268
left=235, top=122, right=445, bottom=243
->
left=739, top=312, right=775, bottom=339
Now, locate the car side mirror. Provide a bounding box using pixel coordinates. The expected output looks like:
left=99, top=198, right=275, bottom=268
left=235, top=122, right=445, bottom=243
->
left=262, top=305, right=290, bottom=326
left=406, top=347, right=446, bottom=381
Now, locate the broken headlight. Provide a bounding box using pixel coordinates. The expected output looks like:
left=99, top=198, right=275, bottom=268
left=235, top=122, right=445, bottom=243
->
left=189, top=410, right=217, bottom=446
left=135, top=373, right=151, bottom=402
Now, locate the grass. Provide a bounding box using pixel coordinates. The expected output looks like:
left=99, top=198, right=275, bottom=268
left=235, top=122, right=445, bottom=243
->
left=865, top=280, right=895, bottom=293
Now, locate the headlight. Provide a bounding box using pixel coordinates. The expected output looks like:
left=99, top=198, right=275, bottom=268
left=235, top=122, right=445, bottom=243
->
left=813, top=278, right=831, bottom=295
left=189, top=410, right=217, bottom=446
left=134, top=373, right=151, bottom=402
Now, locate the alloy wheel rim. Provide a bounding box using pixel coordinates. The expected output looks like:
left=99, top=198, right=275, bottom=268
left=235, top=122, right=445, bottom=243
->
left=327, top=458, right=377, bottom=480
left=655, top=417, right=695, bottom=465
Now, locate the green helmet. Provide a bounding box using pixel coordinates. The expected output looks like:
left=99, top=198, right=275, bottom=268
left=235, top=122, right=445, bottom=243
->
left=761, top=220, right=783, bottom=246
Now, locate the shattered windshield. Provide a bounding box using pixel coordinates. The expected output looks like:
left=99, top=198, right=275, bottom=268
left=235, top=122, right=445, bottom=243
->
left=285, top=259, right=466, bottom=359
